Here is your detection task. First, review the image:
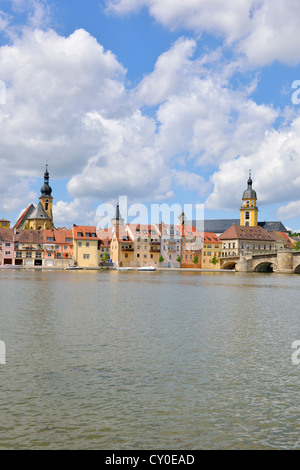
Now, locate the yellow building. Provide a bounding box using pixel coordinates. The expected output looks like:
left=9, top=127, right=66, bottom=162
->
left=0, top=219, right=10, bottom=228
left=240, top=171, right=258, bottom=227
left=201, top=232, right=222, bottom=269
left=72, top=225, right=100, bottom=267
left=27, top=165, right=55, bottom=230
left=126, top=224, right=161, bottom=267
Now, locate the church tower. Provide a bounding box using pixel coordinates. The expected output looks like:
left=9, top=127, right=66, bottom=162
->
left=27, top=165, right=54, bottom=230
left=240, top=171, right=258, bottom=227
left=39, top=164, right=53, bottom=221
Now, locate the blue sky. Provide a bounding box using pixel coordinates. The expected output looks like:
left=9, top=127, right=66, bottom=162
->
left=1, top=0, right=300, bottom=230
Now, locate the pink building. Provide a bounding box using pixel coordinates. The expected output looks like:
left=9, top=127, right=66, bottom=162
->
left=0, top=228, right=15, bottom=266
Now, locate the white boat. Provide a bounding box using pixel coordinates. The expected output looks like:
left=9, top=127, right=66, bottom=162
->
left=65, top=266, right=83, bottom=270
left=137, top=266, right=156, bottom=271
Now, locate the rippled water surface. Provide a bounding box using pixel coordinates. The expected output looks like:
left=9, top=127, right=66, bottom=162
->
left=0, top=269, right=300, bottom=449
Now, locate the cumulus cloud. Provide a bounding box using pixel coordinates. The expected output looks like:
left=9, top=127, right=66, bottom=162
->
left=0, top=27, right=128, bottom=178
left=277, top=201, right=300, bottom=221
left=106, top=0, right=300, bottom=66
left=206, top=119, right=300, bottom=213
left=53, top=198, right=96, bottom=227
left=135, top=37, right=197, bottom=106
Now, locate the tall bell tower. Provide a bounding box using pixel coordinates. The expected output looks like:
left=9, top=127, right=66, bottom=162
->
left=40, top=163, right=53, bottom=221
left=240, top=171, right=258, bottom=227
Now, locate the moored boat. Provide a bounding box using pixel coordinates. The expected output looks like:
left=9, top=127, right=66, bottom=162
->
left=137, top=266, right=156, bottom=271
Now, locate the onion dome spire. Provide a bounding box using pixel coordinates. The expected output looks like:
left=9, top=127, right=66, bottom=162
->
left=40, top=163, right=52, bottom=197
left=243, top=169, right=257, bottom=199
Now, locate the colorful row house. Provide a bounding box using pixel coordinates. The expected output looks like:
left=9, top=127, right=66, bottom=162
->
left=156, top=223, right=182, bottom=268
left=178, top=224, right=202, bottom=269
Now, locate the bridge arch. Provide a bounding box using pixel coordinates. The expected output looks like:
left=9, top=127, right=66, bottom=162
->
left=221, top=261, right=237, bottom=270
left=253, top=261, right=274, bottom=273
left=294, top=264, right=300, bottom=274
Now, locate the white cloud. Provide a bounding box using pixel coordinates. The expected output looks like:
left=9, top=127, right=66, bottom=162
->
left=173, top=170, right=211, bottom=196
left=206, top=120, right=300, bottom=212
left=277, top=201, right=300, bottom=221
left=106, top=0, right=253, bottom=43
left=0, top=27, right=128, bottom=182
left=1, top=11, right=300, bottom=227
left=135, top=37, right=197, bottom=106
left=151, top=53, right=278, bottom=165
left=67, top=110, right=169, bottom=200
left=53, top=198, right=95, bottom=227
left=238, top=0, right=300, bottom=66
left=106, top=0, right=300, bottom=66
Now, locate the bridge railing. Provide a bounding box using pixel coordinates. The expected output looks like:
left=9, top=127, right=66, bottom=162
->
left=220, top=249, right=278, bottom=259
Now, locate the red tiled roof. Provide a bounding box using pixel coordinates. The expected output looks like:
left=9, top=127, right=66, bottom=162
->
left=0, top=227, right=14, bottom=241
left=43, top=229, right=73, bottom=244
left=176, top=225, right=201, bottom=237
left=15, top=230, right=44, bottom=244
left=72, top=225, right=98, bottom=241
left=219, top=224, right=276, bottom=241
left=201, top=232, right=222, bottom=243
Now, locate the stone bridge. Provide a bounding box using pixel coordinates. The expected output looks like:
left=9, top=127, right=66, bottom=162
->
left=220, top=250, right=300, bottom=274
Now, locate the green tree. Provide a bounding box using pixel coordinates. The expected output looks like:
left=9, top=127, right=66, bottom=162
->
left=101, top=252, right=109, bottom=263
left=176, top=255, right=182, bottom=263
left=193, top=255, right=199, bottom=265
left=210, top=254, right=218, bottom=265
left=159, top=255, right=164, bottom=263
left=292, top=241, right=300, bottom=251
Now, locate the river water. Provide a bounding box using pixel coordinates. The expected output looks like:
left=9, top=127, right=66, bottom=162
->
left=0, top=269, right=299, bottom=450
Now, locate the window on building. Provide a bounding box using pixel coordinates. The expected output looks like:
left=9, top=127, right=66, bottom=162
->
left=245, top=212, right=250, bottom=220
left=26, top=252, right=32, bottom=258
left=83, top=254, right=90, bottom=259
left=16, top=252, right=22, bottom=258
left=36, top=252, right=42, bottom=259
left=86, top=242, right=90, bottom=247
left=5, top=243, right=10, bottom=247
